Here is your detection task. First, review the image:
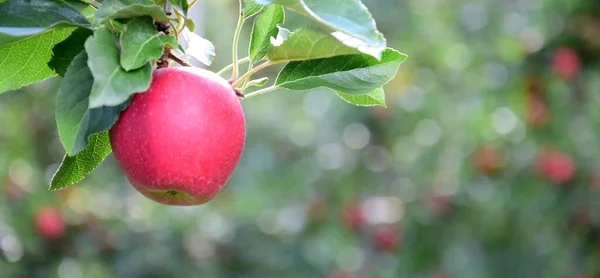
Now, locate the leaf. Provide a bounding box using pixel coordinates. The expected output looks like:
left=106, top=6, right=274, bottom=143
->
left=249, top=4, right=285, bottom=62
left=275, top=48, right=406, bottom=95
left=267, top=28, right=361, bottom=62
left=94, top=0, right=170, bottom=26
left=243, top=0, right=264, bottom=19
left=120, top=16, right=179, bottom=71
left=0, top=28, right=74, bottom=94
left=48, top=28, right=93, bottom=77
left=179, top=27, right=215, bottom=66
left=254, top=0, right=386, bottom=58
left=336, top=87, right=386, bottom=107
left=247, top=77, right=269, bottom=87
left=56, top=51, right=128, bottom=156
left=168, top=0, right=189, bottom=15
left=0, top=0, right=90, bottom=46
left=85, top=27, right=152, bottom=108
left=50, top=132, right=113, bottom=191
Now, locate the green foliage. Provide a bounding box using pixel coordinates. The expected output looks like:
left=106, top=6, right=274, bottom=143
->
left=336, top=87, right=386, bottom=107
left=56, top=51, right=126, bottom=156
left=119, top=16, right=179, bottom=71
left=0, top=28, right=74, bottom=94
left=0, top=0, right=90, bottom=46
left=243, top=0, right=264, bottom=19
left=168, top=0, right=189, bottom=15
left=249, top=4, right=285, bottom=62
left=85, top=27, right=152, bottom=108
left=275, top=49, right=406, bottom=95
left=266, top=28, right=363, bottom=61
left=94, top=0, right=170, bottom=26
left=50, top=132, right=113, bottom=191
left=48, top=28, right=93, bottom=76
left=255, top=0, right=386, bottom=58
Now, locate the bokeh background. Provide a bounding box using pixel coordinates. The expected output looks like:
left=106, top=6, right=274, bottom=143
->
left=2, top=0, right=600, bottom=277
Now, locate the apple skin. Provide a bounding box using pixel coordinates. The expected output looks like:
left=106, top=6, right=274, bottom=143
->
left=110, top=67, right=246, bottom=206
left=535, top=148, right=576, bottom=185
left=35, top=207, right=65, bottom=240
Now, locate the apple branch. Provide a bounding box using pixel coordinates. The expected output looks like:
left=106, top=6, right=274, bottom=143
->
left=243, top=86, right=281, bottom=99
left=216, top=57, right=250, bottom=76
left=230, top=0, right=245, bottom=82
left=231, top=61, right=282, bottom=88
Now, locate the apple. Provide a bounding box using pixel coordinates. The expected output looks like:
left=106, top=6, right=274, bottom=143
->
left=552, top=47, right=580, bottom=80
left=426, top=189, right=453, bottom=216
left=110, top=67, right=246, bottom=206
left=35, top=206, right=65, bottom=240
left=342, top=202, right=365, bottom=233
left=535, top=148, right=576, bottom=184
left=473, top=145, right=504, bottom=175
left=372, top=225, right=401, bottom=253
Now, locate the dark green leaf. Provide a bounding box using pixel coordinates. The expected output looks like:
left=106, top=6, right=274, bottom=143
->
left=249, top=4, right=284, bottom=62
left=243, top=0, right=264, bottom=19
left=50, top=132, right=113, bottom=191
left=94, top=0, right=170, bottom=26
left=275, top=48, right=406, bottom=95
left=336, top=87, right=386, bottom=107
left=0, top=28, right=74, bottom=94
left=0, top=0, right=90, bottom=46
left=120, top=16, right=179, bottom=71
left=85, top=28, right=152, bottom=108
left=255, top=0, right=386, bottom=58
left=48, top=28, right=93, bottom=77
left=56, top=51, right=128, bottom=156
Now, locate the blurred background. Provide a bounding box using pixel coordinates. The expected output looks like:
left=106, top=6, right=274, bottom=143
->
left=2, top=0, right=600, bottom=277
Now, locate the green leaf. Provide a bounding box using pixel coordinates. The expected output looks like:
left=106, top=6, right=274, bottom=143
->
left=85, top=27, right=152, bottom=108
left=94, top=0, right=170, bottom=26
left=247, top=77, right=269, bottom=87
left=168, top=0, right=189, bottom=15
left=56, top=51, right=128, bottom=156
left=255, top=0, right=386, bottom=58
left=185, top=17, right=196, bottom=32
left=0, top=0, right=90, bottom=46
left=243, top=0, right=264, bottom=19
left=267, top=28, right=361, bottom=62
left=249, top=4, right=285, bottom=62
left=336, top=87, right=386, bottom=107
left=0, top=28, right=74, bottom=94
left=120, top=16, right=179, bottom=71
left=48, top=28, right=93, bottom=77
left=275, top=48, right=406, bottom=95
left=50, top=132, right=113, bottom=191
left=64, top=0, right=97, bottom=21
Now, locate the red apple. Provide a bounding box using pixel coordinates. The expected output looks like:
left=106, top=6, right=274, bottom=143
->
left=473, top=145, right=504, bottom=175
left=342, top=202, right=365, bottom=232
left=110, top=67, right=246, bottom=206
left=535, top=148, right=576, bottom=184
left=35, top=207, right=65, bottom=240
left=552, top=47, right=580, bottom=80
left=426, top=190, right=453, bottom=215
left=372, top=225, right=401, bottom=253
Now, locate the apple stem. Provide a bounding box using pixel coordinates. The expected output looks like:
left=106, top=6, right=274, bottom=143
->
left=216, top=57, right=250, bottom=76
left=243, top=86, right=281, bottom=99
left=167, top=50, right=191, bottom=67
left=230, top=0, right=245, bottom=82
left=231, top=61, right=281, bottom=89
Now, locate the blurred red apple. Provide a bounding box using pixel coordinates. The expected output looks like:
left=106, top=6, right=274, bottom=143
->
left=342, top=202, right=365, bottom=232
left=535, top=148, right=576, bottom=184
left=426, top=190, right=454, bottom=215
left=372, top=225, right=401, bottom=253
left=110, top=67, right=246, bottom=206
left=552, top=47, right=581, bottom=80
left=473, top=145, right=504, bottom=175
left=35, top=206, right=65, bottom=240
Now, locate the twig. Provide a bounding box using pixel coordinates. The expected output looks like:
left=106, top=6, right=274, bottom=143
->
left=231, top=61, right=281, bottom=88
left=167, top=51, right=191, bottom=67
left=230, top=0, right=245, bottom=81
left=243, top=86, right=280, bottom=99
left=216, top=57, right=250, bottom=76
